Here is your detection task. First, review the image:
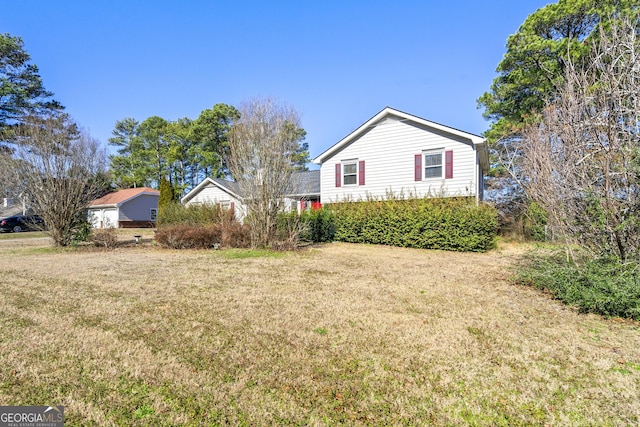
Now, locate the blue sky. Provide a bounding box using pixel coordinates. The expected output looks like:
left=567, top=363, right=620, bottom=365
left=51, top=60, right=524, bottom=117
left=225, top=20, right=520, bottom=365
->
left=3, top=1, right=551, bottom=163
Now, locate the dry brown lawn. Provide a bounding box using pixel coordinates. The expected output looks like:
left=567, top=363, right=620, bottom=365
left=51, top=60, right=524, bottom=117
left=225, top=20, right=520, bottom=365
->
left=0, top=235, right=639, bottom=426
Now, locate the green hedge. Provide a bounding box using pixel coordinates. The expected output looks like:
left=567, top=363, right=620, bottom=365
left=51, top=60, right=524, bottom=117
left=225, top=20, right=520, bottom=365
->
left=158, top=202, right=232, bottom=226
left=328, top=197, right=497, bottom=252
left=276, top=208, right=336, bottom=245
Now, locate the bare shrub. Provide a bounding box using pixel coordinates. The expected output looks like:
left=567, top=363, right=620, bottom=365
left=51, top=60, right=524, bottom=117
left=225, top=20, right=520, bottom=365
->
left=92, top=228, right=118, bottom=249
left=274, top=212, right=309, bottom=250
left=4, top=113, right=107, bottom=246
left=227, top=98, right=307, bottom=248
left=506, top=18, right=640, bottom=261
left=155, top=224, right=222, bottom=249
left=220, top=221, right=251, bottom=248
left=156, top=201, right=250, bottom=249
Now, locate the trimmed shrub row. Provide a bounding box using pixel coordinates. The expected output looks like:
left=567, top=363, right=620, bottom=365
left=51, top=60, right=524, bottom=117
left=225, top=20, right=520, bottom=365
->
left=328, top=197, right=497, bottom=252
left=303, top=207, right=336, bottom=243
left=157, top=198, right=497, bottom=252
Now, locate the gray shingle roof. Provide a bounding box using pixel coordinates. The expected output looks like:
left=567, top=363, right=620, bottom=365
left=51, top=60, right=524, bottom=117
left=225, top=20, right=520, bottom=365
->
left=210, top=178, right=241, bottom=196
left=290, top=170, right=320, bottom=196
left=209, top=170, right=320, bottom=199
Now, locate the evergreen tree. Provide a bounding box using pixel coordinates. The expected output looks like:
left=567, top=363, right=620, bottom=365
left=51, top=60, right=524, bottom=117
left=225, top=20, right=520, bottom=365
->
left=158, top=176, right=176, bottom=211
left=1, top=33, right=63, bottom=139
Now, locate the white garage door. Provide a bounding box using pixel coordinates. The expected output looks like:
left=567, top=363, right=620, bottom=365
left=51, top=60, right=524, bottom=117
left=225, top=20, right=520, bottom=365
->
left=89, top=208, right=118, bottom=229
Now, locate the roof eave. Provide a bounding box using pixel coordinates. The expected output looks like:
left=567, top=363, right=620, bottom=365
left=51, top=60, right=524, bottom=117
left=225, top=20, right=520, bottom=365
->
left=87, top=204, right=118, bottom=209
left=181, top=178, right=243, bottom=204
left=181, top=178, right=214, bottom=204
left=313, top=107, right=486, bottom=164
left=313, top=108, right=391, bottom=164
left=286, top=192, right=321, bottom=198
left=477, top=143, right=490, bottom=174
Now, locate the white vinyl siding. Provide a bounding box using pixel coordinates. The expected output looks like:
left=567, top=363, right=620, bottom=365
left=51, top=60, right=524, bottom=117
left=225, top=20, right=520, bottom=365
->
left=184, top=182, right=245, bottom=220
left=320, top=117, right=478, bottom=203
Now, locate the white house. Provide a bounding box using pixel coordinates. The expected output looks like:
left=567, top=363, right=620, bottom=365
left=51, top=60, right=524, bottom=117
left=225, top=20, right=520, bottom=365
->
left=180, top=178, right=246, bottom=220
left=181, top=170, right=321, bottom=219
left=88, top=187, right=160, bottom=229
left=182, top=107, right=487, bottom=217
left=313, top=107, right=489, bottom=204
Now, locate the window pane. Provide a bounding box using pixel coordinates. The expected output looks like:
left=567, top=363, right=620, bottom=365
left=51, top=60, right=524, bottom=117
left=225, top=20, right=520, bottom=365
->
left=344, top=175, right=357, bottom=185
left=425, top=166, right=442, bottom=178
left=344, top=163, right=357, bottom=174
left=343, top=162, right=357, bottom=185
left=424, top=153, right=441, bottom=167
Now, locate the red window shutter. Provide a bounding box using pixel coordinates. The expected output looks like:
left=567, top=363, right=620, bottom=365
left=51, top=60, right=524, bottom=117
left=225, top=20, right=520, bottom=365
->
left=230, top=202, right=235, bottom=216
left=445, top=150, right=453, bottom=179
left=414, top=154, right=422, bottom=181
left=358, top=160, right=365, bottom=186
left=335, top=163, right=341, bottom=187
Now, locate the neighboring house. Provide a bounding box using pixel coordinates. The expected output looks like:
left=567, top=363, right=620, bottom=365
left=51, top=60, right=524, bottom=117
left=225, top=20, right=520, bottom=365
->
left=313, top=107, right=489, bottom=204
left=0, top=198, right=26, bottom=218
left=181, top=170, right=321, bottom=219
left=180, top=178, right=245, bottom=220
left=285, top=170, right=321, bottom=212
left=88, top=187, right=160, bottom=229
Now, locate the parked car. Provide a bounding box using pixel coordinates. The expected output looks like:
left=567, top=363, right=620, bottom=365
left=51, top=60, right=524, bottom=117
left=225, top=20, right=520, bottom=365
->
left=0, top=215, right=45, bottom=232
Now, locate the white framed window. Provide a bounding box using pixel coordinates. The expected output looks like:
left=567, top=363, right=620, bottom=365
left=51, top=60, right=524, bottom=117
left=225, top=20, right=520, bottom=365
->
left=336, top=160, right=365, bottom=187
left=343, top=161, right=358, bottom=185
left=423, top=150, right=443, bottom=179
left=150, top=208, right=158, bottom=221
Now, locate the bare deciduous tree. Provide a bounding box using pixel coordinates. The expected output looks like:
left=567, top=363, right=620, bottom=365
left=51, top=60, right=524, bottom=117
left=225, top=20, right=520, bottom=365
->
left=5, top=113, right=107, bottom=246
left=227, top=98, right=306, bottom=248
left=513, top=18, right=640, bottom=261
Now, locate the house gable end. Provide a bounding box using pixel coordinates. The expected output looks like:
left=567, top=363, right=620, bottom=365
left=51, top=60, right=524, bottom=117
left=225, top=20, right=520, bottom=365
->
left=119, top=194, right=159, bottom=222
left=313, top=107, right=485, bottom=165
left=317, top=107, right=488, bottom=203
left=115, top=191, right=159, bottom=207
left=181, top=178, right=243, bottom=205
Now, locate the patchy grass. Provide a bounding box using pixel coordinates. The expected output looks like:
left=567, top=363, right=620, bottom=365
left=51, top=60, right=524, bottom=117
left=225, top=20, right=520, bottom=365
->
left=0, top=230, right=49, bottom=240
left=0, top=240, right=639, bottom=426
left=219, top=248, right=289, bottom=259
